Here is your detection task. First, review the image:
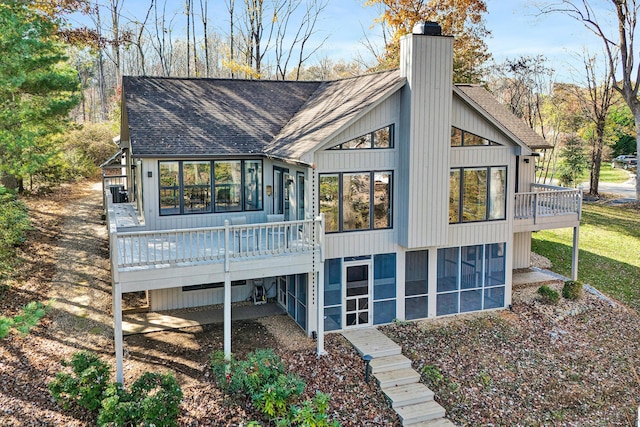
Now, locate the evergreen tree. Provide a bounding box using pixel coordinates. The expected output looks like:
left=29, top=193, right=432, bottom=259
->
left=558, top=136, right=588, bottom=188
left=0, top=1, right=80, bottom=192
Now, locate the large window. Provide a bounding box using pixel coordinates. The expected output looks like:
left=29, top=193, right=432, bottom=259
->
left=449, top=166, right=506, bottom=223
left=329, top=125, right=394, bottom=150
left=319, top=171, right=392, bottom=233
left=287, top=274, right=307, bottom=330
left=324, top=258, right=342, bottom=331
left=159, top=160, right=262, bottom=215
left=436, top=243, right=506, bottom=316
left=373, top=253, right=396, bottom=325
left=405, top=250, right=428, bottom=320
left=451, top=127, right=501, bottom=147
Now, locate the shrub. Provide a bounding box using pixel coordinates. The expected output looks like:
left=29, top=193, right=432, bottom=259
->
left=50, top=351, right=183, bottom=426
left=421, top=364, right=444, bottom=387
left=287, top=392, right=340, bottom=427
left=0, top=186, right=30, bottom=278
left=538, top=285, right=560, bottom=305
left=48, top=351, right=111, bottom=411
left=0, top=317, right=14, bottom=339
left=98, top=372, right=183, bottom=427
left=562, top=280, right=584, bottom=300
left=253, top=373, right=305, bottom=419
left=211, top=349, right=285, bottom=396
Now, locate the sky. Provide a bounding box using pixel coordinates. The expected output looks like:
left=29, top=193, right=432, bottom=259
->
left=76, top=0, right=614, bottom=83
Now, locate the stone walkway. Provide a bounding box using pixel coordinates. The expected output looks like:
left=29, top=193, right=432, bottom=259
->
left=342, top=328, right=455, bottom=427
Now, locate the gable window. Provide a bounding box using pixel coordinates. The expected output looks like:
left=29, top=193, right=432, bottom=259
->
left=451, top=127, right=501, bottom=147
left=159, top=160, right=262, bottom=215
left=320, top=171, right=392, bottom=233
left=329, top=125, right=394, bottom=150
left=449, top=166, right=506, bottom=223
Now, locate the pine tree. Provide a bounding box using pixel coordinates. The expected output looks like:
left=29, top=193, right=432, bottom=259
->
left=558, top=136, right=588, bottom=188
left=0, top=1, right=80, bottom=192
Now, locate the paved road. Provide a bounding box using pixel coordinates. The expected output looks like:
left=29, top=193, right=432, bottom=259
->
left=581, top=171, right=637, bottom=200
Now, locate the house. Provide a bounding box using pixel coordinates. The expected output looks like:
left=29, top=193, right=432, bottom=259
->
left=107, top=22, right=582, bottom=383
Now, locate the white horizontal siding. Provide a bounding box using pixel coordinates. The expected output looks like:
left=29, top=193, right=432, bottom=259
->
left=150, top=283, right=255, bottom=311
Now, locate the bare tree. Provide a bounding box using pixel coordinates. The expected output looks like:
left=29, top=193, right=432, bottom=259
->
left=151, top=0, right=177, bottom=76
left=541, top=0, right=640, bottom=200
left=578, top=52, right=616, bottom=195
left=199, top=0, right=210, bottom=76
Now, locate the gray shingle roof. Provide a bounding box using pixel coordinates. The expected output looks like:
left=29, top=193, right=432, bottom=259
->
left=265, top=70, right=405, bottom=161
left=455, top=84, right=551, bottom=150
left=123, top=76, right=321, bottom=157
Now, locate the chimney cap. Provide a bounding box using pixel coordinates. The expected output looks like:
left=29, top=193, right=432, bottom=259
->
left=412, top=21, right=442, bottom=36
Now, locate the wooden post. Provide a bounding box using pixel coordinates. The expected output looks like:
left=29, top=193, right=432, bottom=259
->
left=571, top=226, right=579, bottom=281
left=224, top=220, right=231, bottom=358
left=113, top=281, right=124, bottom=384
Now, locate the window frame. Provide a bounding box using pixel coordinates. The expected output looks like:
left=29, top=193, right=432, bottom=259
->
left=329, top=124, right=395, bottom=150
left=449, top=166, right=507, bottom=224
left=158, top=159, right=263, bottom=216
left=451, top=126, right=501, bottom=147
left=319, top=170, right=393, bottom=234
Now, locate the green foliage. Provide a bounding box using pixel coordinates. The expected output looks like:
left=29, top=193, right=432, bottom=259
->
left=48, top=351, right=111, bottom=411
left=12, top=301, right=50, bottom=335
left=558, top=136, right=588, bottom=187
left=288, top=392, right=340, bottom=427
left=562, top=280, right=584, bottom=301
left=211, top=349, right=339, bottom=426
left=0, top=1, right=80, bottom=190
left=0, top=317, right=14, bottom=339
left=0, top=187, right=31, bottom=276
left=421, top=364, right=445, bottom=387
left=98, top=372, right=183, bottom=427
left=211, top=349, right=285, bottom=396
left=537, top=285, right=560, bottom=305
left=253, top=373, right=305, bottom=419
left=0, top=300, right=50, bottom=339
left=62, top=123, right=119, bottom=180
left=50, top=351, right=183, bottom=426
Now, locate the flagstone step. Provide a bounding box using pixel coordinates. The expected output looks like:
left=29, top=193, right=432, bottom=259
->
left=376, top=367, right=420, bottom=388
left=341, top=328, right=402, bottom=358
left=382, top=382, right=435, bottom=408
left=396, top=400, right=446, bottom=425
left=370, top=354, right=412, bottom=374
left=404, top=417, right=457, bottom=427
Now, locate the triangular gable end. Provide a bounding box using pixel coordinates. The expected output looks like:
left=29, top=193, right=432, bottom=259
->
left=453, top=85, right=547, bottom=155
left=265, top=70, right=406, bottom=164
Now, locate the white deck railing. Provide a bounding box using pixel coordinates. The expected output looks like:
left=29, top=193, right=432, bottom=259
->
left=514, top=184, right=582, bottom=222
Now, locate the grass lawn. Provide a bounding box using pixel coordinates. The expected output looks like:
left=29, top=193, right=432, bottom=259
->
left=539, top=163, right=631, bottom=185
left=532, top=202, right=640, bottom=311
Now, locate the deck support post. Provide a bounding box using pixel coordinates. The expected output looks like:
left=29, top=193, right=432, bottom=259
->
left=114, top=281, right=124, bottom=384
left=224, top=220, right=232, bottom=358
left=571, top=226, right=579, bottom=281
left=316, top=263, right=326, bottom=356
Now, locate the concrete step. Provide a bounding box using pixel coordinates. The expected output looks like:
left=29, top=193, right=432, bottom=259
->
left=404, top=417, right=457, bottom=427
left=382, top=382, right=435, bottom=408
left=396, top=400, right=446, bottom=425
left=376, top=368, right=420, bottom=388
left=342, top=328, right=402, bottom=358
left=370, top=354, right=412, bottom=374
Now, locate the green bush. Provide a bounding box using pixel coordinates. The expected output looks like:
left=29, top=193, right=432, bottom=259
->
left=287, top=392, right=340, bottom=427
left=50, top=351, right=183, bottom=426
left=0, top=301, right=50, bottom=340
left=562, top=280, right=584, bottom=300
left=211, top=349, right=285, bottom=396
left=48, top=351, right=111, bottom=411
left=0, top=317, right=14, bottom=339
left=98, top=372, right=183, bottom=427
left=253, top=373, right=305, bottom=419
left=538, top=285, right=560, bottom=305
left=0, top=186, right=30, bottom=277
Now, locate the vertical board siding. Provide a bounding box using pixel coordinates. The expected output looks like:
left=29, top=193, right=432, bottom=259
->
left=447, top=222, right=510, bottom=247
left=324, top=91, right=401, bottom=149
left=323, top=230, right=398, bottom=260
left=513, top=232, right=532, bottom=269
left=315, top=150, right=396, bottom=171
left=403, top=35, right=453, bottom=249
left=450, top=146, right=513, bottom=168
left=452, top=95, right=514, bottom=146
